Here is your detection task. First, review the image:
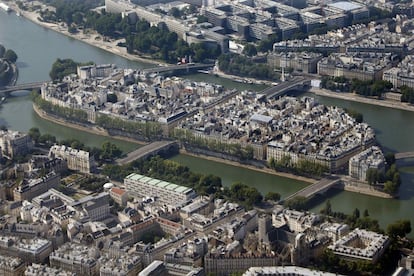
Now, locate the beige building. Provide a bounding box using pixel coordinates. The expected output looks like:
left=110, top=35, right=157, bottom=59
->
left=0, top=236, right=52, bottom=264
left=0, top=130, right=32, bottom=159
left=13, top=172, right=61, bottom=201
left=25, top=264, right=75, bottom=276
left=268, top=52, right=323, bottom=74
left=49, top=145, right=94, bottom=173
left=0, top=255, right=25, bottom=276
left=110, top=187, right=128, bottom=206
left=49, top=243, right=100, bottom=276
left=318, top=52, right=393, bottom=81
left=348, top=146, right=386, bottom=181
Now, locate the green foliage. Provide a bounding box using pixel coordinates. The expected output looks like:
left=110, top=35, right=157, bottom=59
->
left=242, top=44, right=257, bottom=57
left=320, top=199, right=332, bottom=215
left=284, top=196, right=308, bottom=211
left=320, top=76, right=392, bottom=97
left=387, top=219, right=411, bottom=239
left=100, top=141, right=123, bottom=161
left=218, top=53, right=279, bottom=80
left=383, top=164, right=401, bottom=195
left=28, top=127, right=41, bottom=144
left=385, top=153, right=396, bottom=166
left=140, top=231, right=166, bottom=244
left=197, top=15, right=208, bottom=24
left=222, top=182, right=263, bottom=209
left=400, top=86, right=414, bottom=104
left=78, top=176, right=107, bottom=192
left=0, top=44, right=17, bottom=86
left=257, top=34, right=279, bottom=53
left=106, top=93, right=117, bottom=103
left=344, top=108, right=363, bottom=123
left=173, top=129, right=254, bottom=161
left=32, top=92, right=88, bottom=123
left=268, top=156, right=328, bottom=178
left=101, top=156, right=223, bottom=197
left=4, top=49, right=18, bottom=63
left=264, top=191, right=281, bottom=202
left=366, top=168, right=380, bottom=185
left=96, top=114, right=163, bottom=140
left=49, top=58, right=92, bottom=81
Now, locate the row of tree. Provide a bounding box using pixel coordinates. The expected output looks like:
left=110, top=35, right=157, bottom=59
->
left=28, top=127, right=123, bottom=163
left=268, top=155, right=329, bottom=178
left=95, top=114, right=163, bottom=141
left=173, top=128, right=254, bottom=161
left=32, top=91, right=89, bottom=123
left=218, top=53, right=279, bottom=81
left=366, top=154, right=401, bottom=195
left=320, top=76, right=393, bottom=97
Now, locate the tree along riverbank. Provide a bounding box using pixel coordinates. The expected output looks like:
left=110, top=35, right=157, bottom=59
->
left=33, top=104, right=146, bottom=146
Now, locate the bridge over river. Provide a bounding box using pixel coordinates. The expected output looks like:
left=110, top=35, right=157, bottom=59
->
left=282, top=176, right=341, bottom=203
left=0, top=81, right=45, bottom=94
left=261, top=77, right=309, bottom=99
left=116, top=140, right=178, bottom=165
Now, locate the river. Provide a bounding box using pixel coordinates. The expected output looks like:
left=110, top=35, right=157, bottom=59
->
left=1, top=12, right=414, bottom=234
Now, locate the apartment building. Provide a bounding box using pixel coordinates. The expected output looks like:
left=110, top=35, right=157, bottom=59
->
left=49, top=145, right=94, bottom=173
left=348, top=146, right=386, bottom=181
left=124, top=173, right=197, bottom=207
left=0, top=130, right=32, bottom=159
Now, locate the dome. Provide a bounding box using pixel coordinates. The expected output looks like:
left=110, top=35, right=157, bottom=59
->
left=103, top=183, right=114, bottom=190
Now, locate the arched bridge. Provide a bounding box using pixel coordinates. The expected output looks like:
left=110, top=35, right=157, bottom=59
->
left=0, top=82, right=46, bottom=95
left=142, top=63, right=214, bottom=74
left=282, top=176, right=341, bottom=203
left=116, top=140, right=178, bottom=165
left=261, top=77, right=309, bottom=99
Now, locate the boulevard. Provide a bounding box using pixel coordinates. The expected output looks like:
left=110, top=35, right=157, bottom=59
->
left=1, top=11, right=414, bottom=236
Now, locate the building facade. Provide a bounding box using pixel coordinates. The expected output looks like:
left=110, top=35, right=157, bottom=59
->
left=49, top=145, right=94, bottom=173
left=124, top=173, right=197, bottom=207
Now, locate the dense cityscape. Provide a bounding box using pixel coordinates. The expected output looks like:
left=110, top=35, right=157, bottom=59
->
left=0, top=0, right=414, bottom=275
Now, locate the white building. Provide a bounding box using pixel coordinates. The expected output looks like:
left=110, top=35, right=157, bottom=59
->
left=328, top=228, right=390, bottom=263
left=49, top=145, right=94, bottom=173
left=348, top=146, right=386, bottom=181
left=124, top=173, right=197, bottom=207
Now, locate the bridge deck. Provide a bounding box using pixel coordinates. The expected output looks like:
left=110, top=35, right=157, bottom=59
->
left=261, top=77, right=307, bottom=99
left=284, top=176, right=340, bottom=202
left=116, top=141, right=176, bottom=165
left=0, top=81, right=46, bottom=94
left=395, top=152, right=414, bottom=160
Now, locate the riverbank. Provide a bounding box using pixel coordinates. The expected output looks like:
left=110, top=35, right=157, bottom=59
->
left=32, top=104, right=146, bottom=146
left=8, top=3, right=160, bottom=66
left=309, top=87, right=414, bottom=113
left=180, top=149, right=316, bottom=184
